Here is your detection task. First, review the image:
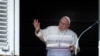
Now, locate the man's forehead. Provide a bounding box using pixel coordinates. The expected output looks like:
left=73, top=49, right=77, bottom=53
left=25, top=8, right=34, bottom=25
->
left=60, top=16, right=71, bottom=24
left=60, top=17, right=68, bottom=21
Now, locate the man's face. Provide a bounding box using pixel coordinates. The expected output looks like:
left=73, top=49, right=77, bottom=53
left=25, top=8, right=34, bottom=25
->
left=58, top=17, right=70, bottom=31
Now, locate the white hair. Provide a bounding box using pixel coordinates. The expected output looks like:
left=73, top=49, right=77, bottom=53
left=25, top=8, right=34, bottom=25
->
left=63, top=16, right=71, bottom=24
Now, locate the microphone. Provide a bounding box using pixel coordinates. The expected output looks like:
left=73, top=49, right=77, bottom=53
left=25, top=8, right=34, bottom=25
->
left=75, top=20, right=99, bottom=56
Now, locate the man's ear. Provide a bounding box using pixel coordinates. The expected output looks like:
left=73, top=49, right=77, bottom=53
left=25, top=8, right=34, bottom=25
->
left=68, top=24, right=70, bottom=27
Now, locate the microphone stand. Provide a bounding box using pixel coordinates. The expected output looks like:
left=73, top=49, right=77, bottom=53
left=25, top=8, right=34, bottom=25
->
left=75, top=20, right=99, bottom=56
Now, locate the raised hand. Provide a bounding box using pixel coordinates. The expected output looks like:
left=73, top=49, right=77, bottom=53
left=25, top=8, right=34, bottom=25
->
left=33, top=19, right=40, bottom=32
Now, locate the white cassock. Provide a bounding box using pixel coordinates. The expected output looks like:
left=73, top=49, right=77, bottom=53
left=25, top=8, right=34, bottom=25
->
left=35, top=26, right=79, bottom=56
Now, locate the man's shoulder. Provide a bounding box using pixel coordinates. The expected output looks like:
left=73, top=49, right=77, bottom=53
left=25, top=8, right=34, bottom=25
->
left=67, top=29, right=77, bottom=35
left=47, top=25, right=58, bottom=29
left=42, top=25, right=58, bottom=30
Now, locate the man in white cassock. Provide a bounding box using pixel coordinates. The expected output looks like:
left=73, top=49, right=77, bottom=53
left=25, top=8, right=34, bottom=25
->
left=33, top=16, right=80, bottom=56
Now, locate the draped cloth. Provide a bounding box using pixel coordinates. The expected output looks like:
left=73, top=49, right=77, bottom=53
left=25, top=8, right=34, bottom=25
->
left=47, top=48, right=71, bottom=56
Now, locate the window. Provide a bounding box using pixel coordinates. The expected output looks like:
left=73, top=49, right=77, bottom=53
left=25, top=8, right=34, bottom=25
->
left=0, top=0, right=19, bottom=56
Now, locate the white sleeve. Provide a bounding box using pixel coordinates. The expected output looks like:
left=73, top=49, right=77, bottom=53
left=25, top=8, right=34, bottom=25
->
left=73, top=33, right=80, bottom=55
left=35, top=30, right=44, bottom=41
left=73, top=33, right=80, bottom=49
left=41, top=26, right=50, bottom=41
left=35, top=26, right=50, bottom=42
